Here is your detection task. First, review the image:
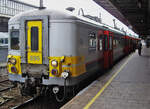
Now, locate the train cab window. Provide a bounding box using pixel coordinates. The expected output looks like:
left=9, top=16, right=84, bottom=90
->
left=10, top=30, right=19, bottom=50
left=31, top=27, right=39, bottom=51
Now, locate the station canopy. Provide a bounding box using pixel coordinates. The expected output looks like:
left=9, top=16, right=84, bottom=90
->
left=94, top=0, right=149, bottom=38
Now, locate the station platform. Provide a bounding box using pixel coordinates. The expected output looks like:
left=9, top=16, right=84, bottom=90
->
left=61, top=46, right=150, bottom=109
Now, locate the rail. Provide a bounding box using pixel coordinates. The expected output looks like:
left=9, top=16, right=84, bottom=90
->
left=0, top=79, right=16, bottom=92
left=12, top=96, right=40, bottom=109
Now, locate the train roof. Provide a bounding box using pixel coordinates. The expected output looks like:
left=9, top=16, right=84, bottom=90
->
left=9, top=9, right=77, bottom=23
left=9, top=8, right=125, bottom=36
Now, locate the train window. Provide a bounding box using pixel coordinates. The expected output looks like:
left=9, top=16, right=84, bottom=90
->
left=5, top=38, right=8, bottom=44
left=89, top=39, right=93, bottom=47
left=88, top=32, right=97, bottom=51
left=99, top=39, right=103, bottom=51
left=113, top=39, right=116, bottom=47
left=31, top=27, right=39, bottom=51
left=118, top=38, right=121, bottom=44
left=116, top=40, right=119, bottom=45
left=0, top=39, right=4, bottom=44
left=11, top=30, right=19, bottom=50
left=89, top=38, right=96, bottom=47
left=121, top=38, right=125, bottom=46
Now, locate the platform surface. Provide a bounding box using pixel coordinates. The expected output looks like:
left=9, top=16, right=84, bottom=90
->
left=61, top=46, right=150, bottom=109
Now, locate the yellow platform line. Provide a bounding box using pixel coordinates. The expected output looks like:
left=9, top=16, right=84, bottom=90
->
left=84, top=54, right=133, bottom=109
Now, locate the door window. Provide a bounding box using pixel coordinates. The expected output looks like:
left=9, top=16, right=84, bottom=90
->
left=99, top=39, right=103, bottom=51
left=109, top=37, right=112, bottom=50
left=113, top=39, right=116, bottom=47
left=104, top=36, right=108, bottom=50
left=31, top=27, right=39, bottom=51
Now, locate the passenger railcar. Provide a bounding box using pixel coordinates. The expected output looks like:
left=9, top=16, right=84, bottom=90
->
left=0, top=32, right=8, bottom=48
left=7, top=8, right=139, bottom=99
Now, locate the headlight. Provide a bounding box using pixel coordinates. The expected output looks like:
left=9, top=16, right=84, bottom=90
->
left=11, top=66, right=18, bottom=73
left=51, top=60, right=58, bottom=67
left=51, top=69, right=58, bottom=76
left=9, top=58, right=16, bottom=65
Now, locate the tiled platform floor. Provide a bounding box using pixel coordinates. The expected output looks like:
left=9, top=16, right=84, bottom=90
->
left=61, top=46, right=150, bottom=109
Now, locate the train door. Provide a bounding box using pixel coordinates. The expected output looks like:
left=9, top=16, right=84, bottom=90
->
left=103, top=31, right=113, bottom=69
left=98, top=30, right=104, bottom=68
left=26, top=21, right=43, bottom=64
left=103, top=31, right=109, bottom=69
left=109, top=32, right=113, bottom=67
left=124, top=36, right=129, bottom=54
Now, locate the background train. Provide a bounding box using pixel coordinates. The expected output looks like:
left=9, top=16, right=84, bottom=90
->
left=7, top=8, right=140, bottom=100
left=0, top=32, right=8, bottom=63
left=0, top=32, right=8, bottom=48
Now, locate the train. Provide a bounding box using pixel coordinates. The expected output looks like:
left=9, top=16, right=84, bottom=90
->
left=0, top=32, right=8, bottom=48
left=7, top=8, right=140, bottom=100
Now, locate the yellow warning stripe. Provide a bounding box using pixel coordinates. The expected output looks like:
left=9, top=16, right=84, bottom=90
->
left=84, top=54, right=133, bottom=109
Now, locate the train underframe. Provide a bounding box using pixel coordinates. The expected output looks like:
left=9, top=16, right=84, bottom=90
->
left=10, top=71, right=82, bottom=101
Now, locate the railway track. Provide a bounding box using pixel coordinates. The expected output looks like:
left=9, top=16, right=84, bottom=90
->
left=11, top=95, right=68, bottom=109
left=0, top=66, right=108, bottom=109
left=0, top=95, right=13, bottom=106
left=0, top=79, right=16, bottom=106
left=0, top=61, right=117, bottom=109
left=12, top=97, right=39, bottom=109
left=0, top=65, right=7, bottom=75
left=0, top=79, right=16, bottom=92
left=0, top=79, right=9, bottom=83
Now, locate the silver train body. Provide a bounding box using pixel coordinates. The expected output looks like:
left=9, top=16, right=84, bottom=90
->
left=7, top=8, right=137, bottom=96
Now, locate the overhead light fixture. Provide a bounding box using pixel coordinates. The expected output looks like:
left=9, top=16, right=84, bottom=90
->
left=66, top=7, right=75, bottom=12
left=138, top=0, right=142, bottom=8
left=141, top=19, right=144, bottom=23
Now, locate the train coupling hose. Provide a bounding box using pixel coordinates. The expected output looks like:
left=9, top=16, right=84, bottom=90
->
left=61, top=71, right=69, bottom=79
left=52, top=72, right=69, bottom=102
left=53, top=71, right=69, bottom=94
